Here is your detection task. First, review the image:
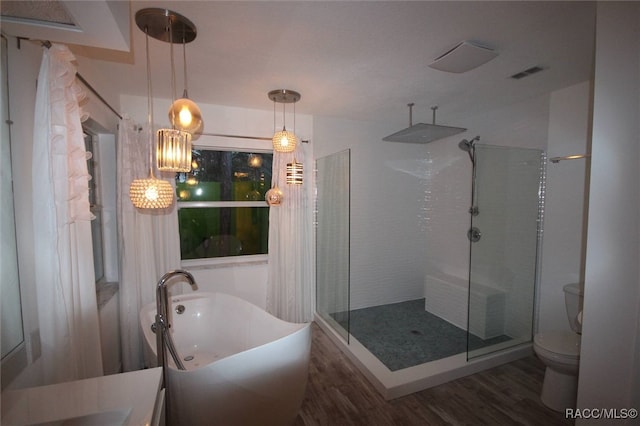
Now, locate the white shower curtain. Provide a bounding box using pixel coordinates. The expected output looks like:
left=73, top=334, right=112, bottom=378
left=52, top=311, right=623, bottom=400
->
left=117, top=117, right=181, bottom=371
left=32, top=44, right=103, bottom=384
left=266, top=144, right=314, bottom=322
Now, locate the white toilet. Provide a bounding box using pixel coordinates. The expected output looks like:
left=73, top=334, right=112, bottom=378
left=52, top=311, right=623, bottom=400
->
left=533, top=282, right=583, bottom=412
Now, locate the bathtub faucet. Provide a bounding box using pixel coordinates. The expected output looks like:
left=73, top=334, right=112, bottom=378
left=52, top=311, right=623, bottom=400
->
left=155, top=270, right=197, bottom=378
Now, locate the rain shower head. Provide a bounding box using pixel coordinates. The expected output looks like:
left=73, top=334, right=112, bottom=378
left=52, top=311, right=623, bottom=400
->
left=383, top=105, right=466, bottom=144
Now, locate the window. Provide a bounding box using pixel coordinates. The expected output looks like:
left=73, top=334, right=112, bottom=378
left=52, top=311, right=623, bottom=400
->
left=84, top=131, right=105, bottom=282
left=176, top=149, right=273, bottom=262
left=82, top=125, right=117, bottom=286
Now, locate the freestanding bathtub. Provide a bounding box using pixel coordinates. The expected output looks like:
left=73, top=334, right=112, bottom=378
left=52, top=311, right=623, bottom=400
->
left=140, top=292, right=311, bottom=426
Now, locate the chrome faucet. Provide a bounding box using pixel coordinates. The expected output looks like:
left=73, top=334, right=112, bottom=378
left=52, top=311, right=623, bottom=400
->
left=155, top=270, right=197, bottom=384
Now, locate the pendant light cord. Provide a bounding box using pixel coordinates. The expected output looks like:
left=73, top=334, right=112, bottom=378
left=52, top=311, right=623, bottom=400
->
left=282, top=101, right=286, bottom=131
left=169, top=17, right=177, bottom=107
left=145, top=29, right=155, bottom=178
left=182, top=35, right=188, bottom=98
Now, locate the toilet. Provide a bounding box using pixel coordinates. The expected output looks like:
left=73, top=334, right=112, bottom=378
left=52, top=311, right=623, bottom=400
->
left=533, top=282, right=583, bottom=412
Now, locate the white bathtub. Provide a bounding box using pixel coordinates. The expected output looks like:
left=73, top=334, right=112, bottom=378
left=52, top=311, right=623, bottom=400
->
left=140, top=292, right=311, bottom=426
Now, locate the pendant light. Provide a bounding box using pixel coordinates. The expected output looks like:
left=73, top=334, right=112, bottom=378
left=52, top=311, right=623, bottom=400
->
left=168, top=36, right=203, bottom=135
left=268, top=89, right=300, bottom=153
left=286, top=159, right=303, bottom=185
left=265, top=166, right=284, bottom=206
left=129, top=27, right=174, bottom=209
left=136, top=8, right=196, bottom=173
left=265, top=184, right=284, bottom=206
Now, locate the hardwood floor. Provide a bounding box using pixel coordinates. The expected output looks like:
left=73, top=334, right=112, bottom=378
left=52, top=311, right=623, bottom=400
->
left=295, top=323, right=573, bottom=426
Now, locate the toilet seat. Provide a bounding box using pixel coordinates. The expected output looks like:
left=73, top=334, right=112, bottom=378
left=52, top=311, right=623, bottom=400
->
left=534, top=331, right=580, bottom=361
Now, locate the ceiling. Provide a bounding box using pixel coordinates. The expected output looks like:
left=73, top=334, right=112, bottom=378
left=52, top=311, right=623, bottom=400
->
left=2, top=1, right=596, bottom=129
left=0, top=0, right=130, bottom=51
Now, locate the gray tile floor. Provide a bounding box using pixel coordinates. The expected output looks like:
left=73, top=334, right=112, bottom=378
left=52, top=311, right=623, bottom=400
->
left=335, top=299, right=510, bottom=371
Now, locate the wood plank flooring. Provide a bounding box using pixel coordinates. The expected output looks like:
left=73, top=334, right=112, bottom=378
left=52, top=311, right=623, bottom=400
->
left=295, top=323, right=573, bottom=426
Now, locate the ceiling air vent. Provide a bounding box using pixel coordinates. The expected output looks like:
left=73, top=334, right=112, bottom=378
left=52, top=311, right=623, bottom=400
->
left=429, top=40, right=498, bottom=73
left=510, top=66, right=545, bottom=80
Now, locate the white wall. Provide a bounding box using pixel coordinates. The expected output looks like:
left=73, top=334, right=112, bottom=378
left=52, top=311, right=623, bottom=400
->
left=578, top=2, right=640, bottom=415
left=4, top=38, right=43, bottom=390
left=314, top=93, right=550, bottom=311
left=314, top=116, right=430, bottom=310
left=119, top=94, right=313, bottom=309
left=537, top=81, right=591, bottom=334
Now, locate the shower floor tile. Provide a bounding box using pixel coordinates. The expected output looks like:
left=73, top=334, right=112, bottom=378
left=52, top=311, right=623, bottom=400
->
left=334, top=299, right=511, bottom=371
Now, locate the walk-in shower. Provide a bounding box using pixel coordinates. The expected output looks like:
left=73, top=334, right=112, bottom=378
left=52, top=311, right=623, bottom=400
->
left=315, top=137, right=545, bottom=399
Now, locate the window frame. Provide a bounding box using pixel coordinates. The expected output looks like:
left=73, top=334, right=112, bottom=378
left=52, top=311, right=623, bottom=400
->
left=82, top=121, right=118, bottom=285
left=84, top=130, right=106, bottom=284
left=177, top=145, right=273, bottom=268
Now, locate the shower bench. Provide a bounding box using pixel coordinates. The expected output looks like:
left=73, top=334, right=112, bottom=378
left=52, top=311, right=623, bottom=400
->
left=424, top=272, right=506, bottom=340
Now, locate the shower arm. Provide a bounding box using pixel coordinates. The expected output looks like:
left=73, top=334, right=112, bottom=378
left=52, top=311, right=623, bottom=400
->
left=406, top=104, right=440, bottom=127
left=408, top=103, right=414, bottom=127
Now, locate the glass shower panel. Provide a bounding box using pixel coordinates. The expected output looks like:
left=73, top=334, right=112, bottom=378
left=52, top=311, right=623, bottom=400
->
left=1, top=34, right=25, bottom=360
left=315, top=150, right=351, bottom=342
left=467, top=144, right=544, bottom=359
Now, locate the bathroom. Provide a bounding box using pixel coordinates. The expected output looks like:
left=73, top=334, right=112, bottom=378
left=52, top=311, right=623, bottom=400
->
left=1, top=1, right=639, bottom=424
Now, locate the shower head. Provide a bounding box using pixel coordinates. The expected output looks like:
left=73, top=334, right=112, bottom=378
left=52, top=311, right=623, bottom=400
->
left=458, top=139, right=473, bottom=152
left=458, top=136, right=480, bottom=163
left=383, top=105, right=466, bottom=144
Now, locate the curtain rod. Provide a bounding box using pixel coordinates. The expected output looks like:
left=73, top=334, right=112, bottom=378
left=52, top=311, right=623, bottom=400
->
left=37, top=40, right=123, bottom=120
left=199, top=132, right=310, bottom=143
left=199, top=132, right=272, bottom=141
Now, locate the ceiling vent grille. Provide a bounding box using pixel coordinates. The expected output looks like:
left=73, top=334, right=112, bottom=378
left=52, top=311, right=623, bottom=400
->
left=510, top=66, right=545, bottom=80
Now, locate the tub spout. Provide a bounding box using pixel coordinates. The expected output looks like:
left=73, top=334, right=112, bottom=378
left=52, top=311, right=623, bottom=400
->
left=154, top=269, right=197, bottom=425
left=157, top=269, right=197, bottom=289
left=155, top=270, right=197, bottom=382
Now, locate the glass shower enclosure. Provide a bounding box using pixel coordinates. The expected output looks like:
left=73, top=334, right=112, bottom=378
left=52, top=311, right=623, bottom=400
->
left=315, top=150, right=351, bottom=342
left=467, top=144, right=545, bottom=359
left=314, top=143, right=545, bottom=370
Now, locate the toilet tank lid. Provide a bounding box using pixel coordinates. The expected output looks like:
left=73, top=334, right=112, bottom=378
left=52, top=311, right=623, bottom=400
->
left=563, top=283, right=583, bottom=296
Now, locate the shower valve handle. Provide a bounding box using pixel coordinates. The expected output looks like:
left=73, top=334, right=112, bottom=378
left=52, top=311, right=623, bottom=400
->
left=467, top=227, right=482, bottom=243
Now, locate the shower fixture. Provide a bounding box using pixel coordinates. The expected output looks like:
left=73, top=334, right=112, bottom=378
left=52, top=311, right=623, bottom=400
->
left=383, top=104, right=466, bottom=144
left=459, top=136, right=481, bottom=224
left=458, top=135, right=480, bottom=164
left=549, top=154, right=591, bottom=163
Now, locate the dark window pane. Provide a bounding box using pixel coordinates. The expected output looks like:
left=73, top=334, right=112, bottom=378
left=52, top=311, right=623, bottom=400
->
left=176, top=151, right=272, bottom=201
left=178, top=207, right=269, bottom=259
left=84, top=132, right=103, bottom=281
left=91, top=210, right=104, bottom=281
